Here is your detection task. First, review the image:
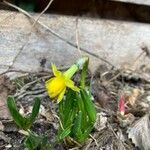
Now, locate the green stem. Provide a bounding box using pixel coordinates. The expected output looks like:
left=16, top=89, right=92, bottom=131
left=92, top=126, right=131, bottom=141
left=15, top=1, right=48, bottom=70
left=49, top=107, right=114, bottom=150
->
left=76, top=57, right=88, bottom=69
left=63, top=64, right=78, bottom=79
left=63, top=57, right=88, bottom=79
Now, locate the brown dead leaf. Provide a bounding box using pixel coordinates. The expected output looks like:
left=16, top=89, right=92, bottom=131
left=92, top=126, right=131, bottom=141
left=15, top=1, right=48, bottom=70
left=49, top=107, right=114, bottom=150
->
left=125, top=88, right=141, bottom=106
left=94, top=112, right=107, bottom=131
left=127, top=114, right=150, bottom=150
left=0, top=76, right=15, bottom=119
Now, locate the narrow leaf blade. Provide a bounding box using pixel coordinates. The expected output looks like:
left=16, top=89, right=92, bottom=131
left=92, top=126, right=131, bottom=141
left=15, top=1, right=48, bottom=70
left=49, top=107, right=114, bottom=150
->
left=58, top=125, right=72, bottom=140
left=80, top=90, right=96, bottom=123
left=7, top=96, right=26, bottom=129
left=29, top=97, right=41, bottom=123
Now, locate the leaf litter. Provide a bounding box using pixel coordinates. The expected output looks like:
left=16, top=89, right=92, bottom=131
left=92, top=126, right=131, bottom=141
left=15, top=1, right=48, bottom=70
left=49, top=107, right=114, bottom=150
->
left=0, top=63, right=150, bottom=150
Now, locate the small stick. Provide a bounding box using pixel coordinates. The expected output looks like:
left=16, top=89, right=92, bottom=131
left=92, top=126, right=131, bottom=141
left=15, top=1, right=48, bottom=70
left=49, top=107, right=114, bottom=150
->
left=75, top=17, right=82, bottom=56
left=89, top=134, right=99, bottom=147
left=32, top=0, right=54, bottom=28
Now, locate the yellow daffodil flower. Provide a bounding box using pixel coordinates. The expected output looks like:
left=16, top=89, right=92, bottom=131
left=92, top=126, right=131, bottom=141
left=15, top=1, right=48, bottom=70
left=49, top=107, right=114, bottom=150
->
left=45, top=64, right=80, bottom=103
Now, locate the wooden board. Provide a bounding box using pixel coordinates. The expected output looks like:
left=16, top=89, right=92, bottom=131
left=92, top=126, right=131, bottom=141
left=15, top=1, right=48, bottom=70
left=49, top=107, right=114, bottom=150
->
left=112, top=0, right=150, bottom=6
left=0, top=10, right=149, bottom=78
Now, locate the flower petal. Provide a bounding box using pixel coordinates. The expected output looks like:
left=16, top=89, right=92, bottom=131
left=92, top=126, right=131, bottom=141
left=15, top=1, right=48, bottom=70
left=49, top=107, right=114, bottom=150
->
left=57, top=88, right=66, bottom=103
left=65, top=79, right=80, bottom=92
left=45, top=77, right=66, bottom=98
left=45, top=78, right=56, bottom=98
left=52, top=63, right=62, bottom=77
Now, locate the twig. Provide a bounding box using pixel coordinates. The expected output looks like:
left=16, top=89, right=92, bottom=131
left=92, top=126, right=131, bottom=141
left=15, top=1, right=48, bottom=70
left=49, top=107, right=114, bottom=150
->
left=53, top=114, right=64, bottom=130
left=107, top=122, right=126, bottom=149
left=3, top=1, right=34, bottom=19
left=0, top=69, right=49, bottom=76
left=32, top=0, right=54, bottom=27
left=107, top=123, right=119, bottom=139
left=105, top=70, right=124, bottom=85
left=14, top=75, right=50, bottom=100
left=67, top=137, right=82, bottom=147
left=75, top=17, right=82, bottom=56
left=84, top=139, right=92, bottom=150
left=69, top=147, right=79, bottom=150
left=3, top=0, right=115, bottom=68
left=131, top=51, right=145, bottom=71
left=0, top=65, right=69, bottom=76
left=89, top=134, right=99, bottom=147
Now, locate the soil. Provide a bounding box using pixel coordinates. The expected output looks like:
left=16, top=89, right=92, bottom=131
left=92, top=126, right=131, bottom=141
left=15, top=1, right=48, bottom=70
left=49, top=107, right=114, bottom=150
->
left=0, top=64, right=149, bottom=150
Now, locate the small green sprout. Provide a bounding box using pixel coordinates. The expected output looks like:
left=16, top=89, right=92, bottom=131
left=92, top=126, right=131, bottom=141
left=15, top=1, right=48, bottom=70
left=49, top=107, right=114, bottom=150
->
left=7, top=96, right=51, bottom=150
left=7, top=96, right=40, bottom=130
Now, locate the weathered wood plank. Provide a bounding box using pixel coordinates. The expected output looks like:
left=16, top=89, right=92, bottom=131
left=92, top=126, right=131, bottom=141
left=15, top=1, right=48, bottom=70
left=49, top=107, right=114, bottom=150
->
left=0, top=10, right=149, bottom=78
left=112, top=0, right=150, bottom=6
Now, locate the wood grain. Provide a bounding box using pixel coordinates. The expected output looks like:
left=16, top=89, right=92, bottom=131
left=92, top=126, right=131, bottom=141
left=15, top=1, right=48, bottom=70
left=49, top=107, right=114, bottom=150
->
left=0, top=10, right=149, bottom=78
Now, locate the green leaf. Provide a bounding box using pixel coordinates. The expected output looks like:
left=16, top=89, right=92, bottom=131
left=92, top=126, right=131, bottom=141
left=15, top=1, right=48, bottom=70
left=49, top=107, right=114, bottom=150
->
left=80, top=90, right=96, bottom=123
left=7, top=96, right=41, bottom=130
left=29, top=97, right=41, bottom=123
left=79, top=125, right=93, bottom=143
left=72, top=111, right=82, bottom=139
left=24, top=132, right=51, bottom=150
left=76, top=93, right=87, bottom=130
left=58, top=100, right=64, bottom=123
left=80, top=57, right=89, bottom=89
left=58, top=91, right=77, bottom=141
left=25, top=135, right=37, bottom=150
left=58, top=125, right=72, bottom=140
left=63, top=90, right=76, bottom=117
left=7, top=96, right=26, bottom=129
left=58, top=90, right=75, bottom=123
left=65, top=109, right=76, bottom=128
left=59, top=90, right=77, bottom=129
left=41, top=136, right=48, bottom=148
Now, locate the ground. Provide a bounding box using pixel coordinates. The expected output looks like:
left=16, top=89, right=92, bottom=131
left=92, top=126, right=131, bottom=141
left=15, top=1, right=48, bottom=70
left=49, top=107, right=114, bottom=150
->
left=0, top=64, right=150, bottom=150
